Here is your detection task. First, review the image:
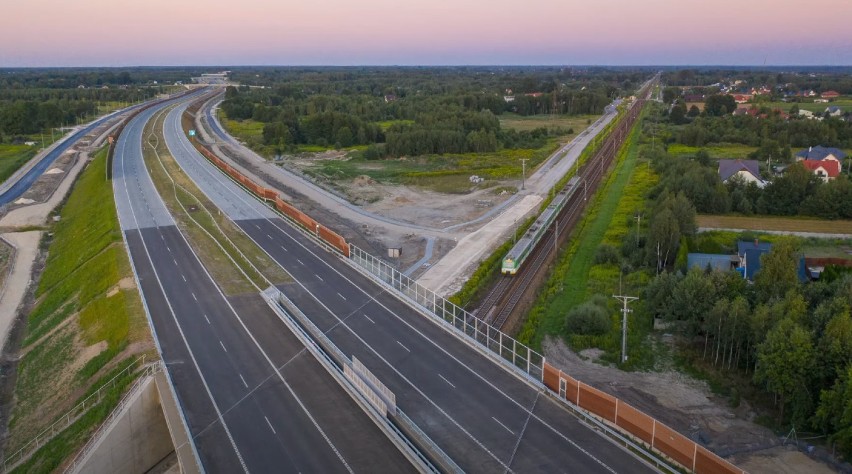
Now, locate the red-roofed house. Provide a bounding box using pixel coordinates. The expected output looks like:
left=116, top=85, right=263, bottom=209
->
left=800, top=160, right=840, bottom=181
left=821, top=90, right=841, bottom=100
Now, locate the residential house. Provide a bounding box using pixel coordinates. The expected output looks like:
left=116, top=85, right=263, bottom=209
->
left=384, top=94, right=398, bottom=103
left=795, top=145, right=846, bottom=172
left=800, top=159, right=841, bottom=182
left=826, top=106, right=844, bottom=117
left=503, top=96, right=515, bottom=103
left=821, top=90, right=841, bottom=100
left=798, top=109, right=821, bottom=120
left=718, top=159, right=765, bottom=187
left=732, top=94, right=753, bottom=103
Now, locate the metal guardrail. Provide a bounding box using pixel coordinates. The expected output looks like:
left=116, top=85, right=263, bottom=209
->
left=348, top=245, right=545, bottom=383
left=64, top=361, right=164, bottom=473
left=262, top=287, right=462, bottom=474
left=2, top=356, right=154, bottom=472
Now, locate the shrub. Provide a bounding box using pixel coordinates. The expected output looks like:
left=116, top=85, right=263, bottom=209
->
left=565, top=295, right=611, bottom=335
left=594, top=243, right=621, bottom=265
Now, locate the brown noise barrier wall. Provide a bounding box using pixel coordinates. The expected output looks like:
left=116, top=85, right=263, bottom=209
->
left=542, top=363, right=744, bottom=474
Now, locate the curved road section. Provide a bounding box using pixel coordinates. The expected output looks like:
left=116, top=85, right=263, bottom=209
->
left=114, top=96, right=413, bottom=472
left=164, top=101, right=656, bottom=473
left=0, top=106, right=141, bottom=206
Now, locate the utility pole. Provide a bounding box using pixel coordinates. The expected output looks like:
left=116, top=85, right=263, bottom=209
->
left=520, top=159, right=529, bottom=190
left=633, top=213, right=642, bottom=246
left=613, top=294, right=639, bottom=363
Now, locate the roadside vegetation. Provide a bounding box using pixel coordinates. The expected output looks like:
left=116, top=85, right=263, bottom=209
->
left=145, top=107, right=290, bottom=295
left=6, top=147, right=154, bottom=470
left=518, top=103, right=655, bottom=368
left=521, top=94, right=852, bottom=460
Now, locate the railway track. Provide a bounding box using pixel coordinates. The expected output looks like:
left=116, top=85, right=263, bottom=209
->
left=474, top=81, right=655, bottom=331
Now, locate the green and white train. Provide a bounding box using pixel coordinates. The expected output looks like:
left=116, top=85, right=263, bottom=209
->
left=501, top=177, right=581, bottom=275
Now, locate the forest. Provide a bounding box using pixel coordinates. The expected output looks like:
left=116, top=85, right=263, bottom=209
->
left=0, top=68, right=183, bottom=138
left=218, top=67, right=643, bottom=157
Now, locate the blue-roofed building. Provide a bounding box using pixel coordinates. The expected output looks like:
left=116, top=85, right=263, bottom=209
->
left=687, top=253, right=737, bottom=272
left=736, top=240, right=810, bottom=282
left=737, top=240, right=773, bottom=281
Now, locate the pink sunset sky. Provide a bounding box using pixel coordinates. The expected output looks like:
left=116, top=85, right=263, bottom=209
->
left=1, top=0, right=851, bottom=66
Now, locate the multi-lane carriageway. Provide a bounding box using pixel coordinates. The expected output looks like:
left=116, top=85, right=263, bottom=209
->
left=115, top=91, right=659, bottom=472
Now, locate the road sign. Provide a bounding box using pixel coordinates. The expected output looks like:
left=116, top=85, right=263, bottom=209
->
left=188, top=129, right=196, bottom=137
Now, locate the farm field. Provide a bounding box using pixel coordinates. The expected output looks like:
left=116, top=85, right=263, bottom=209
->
left=754, top=99, right=852, bottom=114
left=697, top=214, right=852, bottom=235
left=667, top=143, right=757, bottom=159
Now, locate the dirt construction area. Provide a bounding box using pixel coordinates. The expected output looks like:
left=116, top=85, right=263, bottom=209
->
left=542, top=336, right=846, bottom=474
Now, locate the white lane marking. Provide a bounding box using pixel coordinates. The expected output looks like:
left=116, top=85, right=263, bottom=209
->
left=315, top=274, right=324, bottom=282
left=337, top=292, right=346, bottom=301
left=280, top=245, right=289, bottom=252
left=439, top=373, right=456, bottom=389
left=267, top=234, right=273, bottom=240
left=219, top=340, right=227, bottom=352
left=153, top=156, right=356, bottom=473
left=396, top=340, right=410, bottom=352
left=181, top=274, right=187, bottom=282
left=115, top=115, right=248, bottom=471
left=204, top=314, right=211, bottom=324
left=264, top=416, right=277, bottom=435
left=363, top=314, right=375, bottom=324
left=492, top=416, right=515, bottom=435
left=167, top=246, right=171, bottom=252
left=173, top=258, right=178, bottom=266
left=239, top=373, right=248, bottom=388
left=297, top=259, right=304, bottom=266
left=191, top=292, right=197, bottom=301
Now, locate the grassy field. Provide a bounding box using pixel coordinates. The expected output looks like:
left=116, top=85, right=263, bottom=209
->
left=518, top=108, right=660, bottom=369
left=697, top=214, right=852, bottom=235
left=754, top=99, right=852, bottom=114
left=667, top=143, right=757, bottom=159
left=7, top=146, right=154, bottom=466
left=0, top=145, right=39, bottom=185
left=499, top=114, right=598, bottom=135
left=306, top=144, right=562, bottom=194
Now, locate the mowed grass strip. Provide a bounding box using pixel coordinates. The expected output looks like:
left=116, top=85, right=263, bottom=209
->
left=518, top=110, right=645, bottom=349
left=9, top=146, right=152, bottom=455
left=697, top=214, right=852, bottom=235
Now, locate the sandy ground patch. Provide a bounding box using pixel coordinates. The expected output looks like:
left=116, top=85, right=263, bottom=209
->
left=0, top=231, right=42, bottom=347
left=733, top=445, right=837, bottom=474
left=418, top=193, right=542, bottom=296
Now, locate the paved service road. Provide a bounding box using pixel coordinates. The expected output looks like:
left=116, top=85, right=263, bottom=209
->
left=164, top=100, right=658, bottom=473
left=115, top=98, right=414, bottom=473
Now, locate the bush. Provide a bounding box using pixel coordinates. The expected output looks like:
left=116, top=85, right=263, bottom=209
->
left=594, top=243, right=621, bottom=265
left=565, top=295, right=611, bottom=335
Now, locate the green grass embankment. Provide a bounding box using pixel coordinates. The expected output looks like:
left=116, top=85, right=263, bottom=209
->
left=518, top=107, right=661, bottom=369
left=7, top=146, right=154, bottom=470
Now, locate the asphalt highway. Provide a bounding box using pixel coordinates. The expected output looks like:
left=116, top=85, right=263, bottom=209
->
left=164, top=100, right=658, bottom=473
left=114, top=98, right=413, bottom=473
